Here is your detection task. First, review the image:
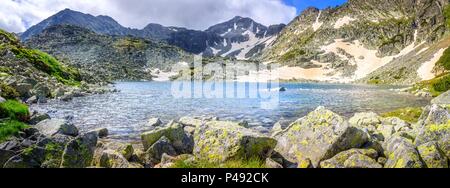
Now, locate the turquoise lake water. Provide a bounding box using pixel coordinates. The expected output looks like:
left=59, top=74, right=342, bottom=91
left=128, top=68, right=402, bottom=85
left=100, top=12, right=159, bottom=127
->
left=30, top=81, right=430, bottom=140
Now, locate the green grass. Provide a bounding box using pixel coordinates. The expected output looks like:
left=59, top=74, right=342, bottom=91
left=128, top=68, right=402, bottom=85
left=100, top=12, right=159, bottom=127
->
left=445, top=4, right=450, bottom=29
left=0, top=120, right=28, bottom=142
left=0, top=100, right=30, bottom=122
left=170, top=157, right=267, bottom=168
left=381, top=107, right=423, bottom=123
left=437, top=47, right=450, bottom=70
left=0, top=83, right=20, bottom=99
left=414, top=73, right=450, bottom=97
left=11, top=47, right=81, bottom=86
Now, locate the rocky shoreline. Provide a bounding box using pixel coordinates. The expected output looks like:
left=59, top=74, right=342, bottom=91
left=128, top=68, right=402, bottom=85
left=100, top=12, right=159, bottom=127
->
left=1, top=90, right=450, bottom=168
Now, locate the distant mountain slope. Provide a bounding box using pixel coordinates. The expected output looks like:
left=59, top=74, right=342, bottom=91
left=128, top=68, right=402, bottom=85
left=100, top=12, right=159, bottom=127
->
left=25, top=25, right=193, bottom=81
left=21, top=9, right=284, bottom=59
left=260, top=0, right=450, bottom=84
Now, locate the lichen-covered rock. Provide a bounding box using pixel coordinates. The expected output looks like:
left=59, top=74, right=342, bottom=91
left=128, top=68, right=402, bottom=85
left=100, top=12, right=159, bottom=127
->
left=415, top=122, right=450, bottom=160
left=343, top=154, right=383, bottom=168
left=275, top=107, right=369, bottom=167
left=349, top=112, right=382, bottom=129
left=145, top=136, right=177, bottom=164
left=179, top=116, right=203, bottom=127
left=382, top=117, right=411, bottom=132
left=147, top=118, right=162, bottom=127
left=193, top=120, right=277, bottom=162
left=416, top=105, right=450, bottom=129
left=417, top=142, right=448, bottom=168
left=431, top=90, right=450, bottom=106
left=271, top=120, right=291, bottom=136
left=98, top=149, right=130, bottom=168
left=320, top=149, right=378, bottom=168
left=141, top=122, right=193, bottom=154
left=34, top=119, right=79, bottom=137
left=384, top=136, right=424, bottom=168
left=60, top=132, right=98, bottom=168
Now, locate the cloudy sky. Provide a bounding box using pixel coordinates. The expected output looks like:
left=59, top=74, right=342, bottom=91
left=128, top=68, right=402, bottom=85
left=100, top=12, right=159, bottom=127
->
left=0, top=0, right=347, bottom=33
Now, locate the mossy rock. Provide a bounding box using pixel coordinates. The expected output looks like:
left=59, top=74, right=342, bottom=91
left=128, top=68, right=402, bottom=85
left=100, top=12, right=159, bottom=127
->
left=141, top=122, right=193, bottom=154
left=275, top=106, right=369, bottom=167
left=193, top=120, right=277, bottom=163
left=417, top=141, right=449, bottom=168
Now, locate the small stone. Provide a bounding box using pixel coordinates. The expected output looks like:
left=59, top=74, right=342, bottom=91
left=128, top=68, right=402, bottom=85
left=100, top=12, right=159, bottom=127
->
left=147, top=118, right=162, bottom=127
left=265, top=158, right=283, bottom=168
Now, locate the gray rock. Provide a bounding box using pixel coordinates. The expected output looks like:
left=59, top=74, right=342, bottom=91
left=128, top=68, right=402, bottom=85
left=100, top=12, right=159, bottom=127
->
left=14, top=83, right=32, bottom=98
left=0, top=149, right=15, bottom=167
left=92, top=128, right=109, bottom=138
left=145, top=136, right=177, bottom=164
left=193, top=120, right=277, bottom=162
left=141, top=121, right=193, bottom=154
left=147, top=118, right=162, bottom=127
left=275, top=107, right=369, bottom=167
left=383, top=136, right=424, bottom=168
left=431, top=90, right=450, bottom=106
left=34, top=119, right=79, bottom=137
left=0, top=96, right=6, bottom=103
left=60, top=132, right=98, bottom=168
left=98, top=149, right=130, bottom=168
left=415, top=122, right=450, bottom=160
left=417, top=142, right=448, bottom=168
left=179, top=116, right=203, bottom=127
left=343, top=154, right=383, bottom=168
left=3, top=146, right=45, bottom=168
left=26, top=96, right=37, bottom=104
left=416, top=105, right=450, bottom=129
left=320, top=149, right=379, bottom=168
left=28, top=112, right=50, bottom=125
left=265, top=158, right=283, bottom=168
left=32, top=83, right=51, bottom=98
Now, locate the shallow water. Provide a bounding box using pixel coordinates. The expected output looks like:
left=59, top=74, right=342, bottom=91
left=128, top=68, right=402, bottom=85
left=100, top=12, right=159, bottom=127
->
left=31, top=81, right=430, bottom=140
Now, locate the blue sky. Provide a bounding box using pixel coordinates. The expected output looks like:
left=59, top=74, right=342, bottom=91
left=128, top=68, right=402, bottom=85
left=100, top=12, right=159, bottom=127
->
left=284, top=0, right=348, bottom=14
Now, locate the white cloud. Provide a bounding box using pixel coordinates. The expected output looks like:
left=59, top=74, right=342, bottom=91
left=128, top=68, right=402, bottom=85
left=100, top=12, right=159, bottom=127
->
left=0, top=0, right=297, bottom=33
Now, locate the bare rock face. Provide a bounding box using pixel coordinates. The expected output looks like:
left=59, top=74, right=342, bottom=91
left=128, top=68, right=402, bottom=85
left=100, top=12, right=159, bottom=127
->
left=274, top=106, right=369, bottom=167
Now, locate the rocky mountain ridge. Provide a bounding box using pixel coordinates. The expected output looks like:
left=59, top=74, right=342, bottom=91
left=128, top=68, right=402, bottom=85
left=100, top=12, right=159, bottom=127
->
left=21, top=9, right=285, bottom=60
left=260, top=0, right=450, bottom=84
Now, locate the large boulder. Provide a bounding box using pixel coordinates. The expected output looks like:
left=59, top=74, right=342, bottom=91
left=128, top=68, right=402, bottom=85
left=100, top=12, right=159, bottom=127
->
left=145, top=136, right=177, bottom=164
left=141, top=121, right=193, bottom=154
left=431, top=90, right=450, bottom=106
left=384, top=136, right=424, bottom=168
left=179, top=116, right=203, bottom=127
left=415, top=122, right=450, bottom=160
left=60, top=132, right=98, bottom=168
left=417, top=141, right=448, bottom=168
left=3, top=146, right=45, bottom=168
left=97, top=149, right=130, bottom=168
left=416, top=105, right=450, bottom=129
left=320, top=148, right=379, bottom=168
left=275, top=107, right=369, bottom=167
left=0, top=149, right=15, bottom=167
left=32, top=83, right=51, bottom=98
left=193, top=120, right=277, bottom=162
left=34, top=119, right=79, bottom=137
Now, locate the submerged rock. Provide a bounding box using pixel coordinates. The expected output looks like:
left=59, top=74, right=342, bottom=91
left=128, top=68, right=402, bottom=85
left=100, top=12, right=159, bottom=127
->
left=92, top=128, right=109, bottom=138
left=34, top=119, right=79, bottom=137
left=147, top=118, right=162, bottom=127
left=275, top=107, right=369, bottom=167
left=193, top=120, right=277, bottom=162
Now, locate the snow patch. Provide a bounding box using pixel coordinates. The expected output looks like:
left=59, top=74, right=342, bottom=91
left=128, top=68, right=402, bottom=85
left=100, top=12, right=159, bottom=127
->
left=312, top=11, right=323, bottom=31
left=334, top=16, right=356, bottom=29
left=417, top=48, right=445, bottom=81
